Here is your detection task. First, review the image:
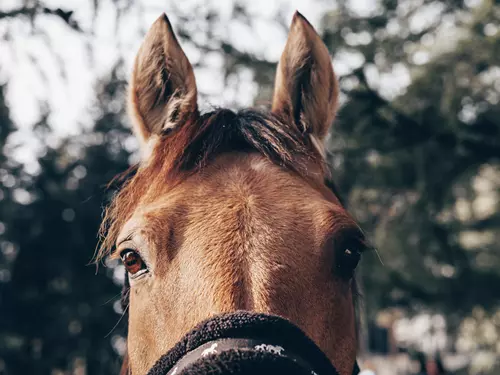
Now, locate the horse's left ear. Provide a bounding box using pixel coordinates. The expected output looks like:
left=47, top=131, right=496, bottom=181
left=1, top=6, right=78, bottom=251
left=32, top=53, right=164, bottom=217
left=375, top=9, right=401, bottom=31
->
left=128, top=13, right=198, bottom=148
left=271, top=11, right=338, bottom=141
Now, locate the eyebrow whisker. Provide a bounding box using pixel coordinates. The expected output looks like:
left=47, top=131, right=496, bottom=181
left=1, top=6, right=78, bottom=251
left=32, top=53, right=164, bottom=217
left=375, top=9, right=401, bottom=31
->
left=117, top=232, right=134, bottom=248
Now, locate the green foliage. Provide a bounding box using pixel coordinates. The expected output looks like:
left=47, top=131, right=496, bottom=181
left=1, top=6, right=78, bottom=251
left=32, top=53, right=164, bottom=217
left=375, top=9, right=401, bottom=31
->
left=0, top=72, right=131, bottom=373
left=319, top=1, right=500, bottom=321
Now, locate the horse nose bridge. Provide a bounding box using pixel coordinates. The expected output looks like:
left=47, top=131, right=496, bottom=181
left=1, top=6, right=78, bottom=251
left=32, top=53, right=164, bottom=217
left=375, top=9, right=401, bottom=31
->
left=218, top=196, right=256, bottom=311
left=201, top=173, right=274, bottom=312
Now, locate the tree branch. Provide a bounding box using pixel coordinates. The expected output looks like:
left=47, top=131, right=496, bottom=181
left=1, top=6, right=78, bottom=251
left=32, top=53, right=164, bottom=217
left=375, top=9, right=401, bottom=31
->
left=459, top=213, right=500, bottom=231
left=341, top=69, right=500, bottom=160
left=0, top=5, right=81, bottom=31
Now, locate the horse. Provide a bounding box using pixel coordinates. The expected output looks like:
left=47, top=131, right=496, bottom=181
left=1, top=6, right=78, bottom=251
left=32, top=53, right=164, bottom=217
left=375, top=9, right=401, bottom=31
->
left=96, top=11, right=369, bottom=375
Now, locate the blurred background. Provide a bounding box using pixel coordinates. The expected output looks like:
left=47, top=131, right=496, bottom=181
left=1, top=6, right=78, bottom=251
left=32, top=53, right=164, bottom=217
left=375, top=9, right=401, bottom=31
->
left=0, top=0, right=499, bottom=374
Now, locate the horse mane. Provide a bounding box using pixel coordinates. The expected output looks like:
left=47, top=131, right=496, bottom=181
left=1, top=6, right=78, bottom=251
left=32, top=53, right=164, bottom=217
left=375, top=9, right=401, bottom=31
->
left=96, top=108, right=327, bottom=262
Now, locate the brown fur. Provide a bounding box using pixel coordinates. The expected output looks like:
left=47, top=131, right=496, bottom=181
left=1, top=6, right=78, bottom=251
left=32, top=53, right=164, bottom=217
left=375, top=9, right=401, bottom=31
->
left=128, top=13, right=198, bottom=144
left=98, top=12, right=365, bottom=375
left=272, top=12, right=338, bottom=140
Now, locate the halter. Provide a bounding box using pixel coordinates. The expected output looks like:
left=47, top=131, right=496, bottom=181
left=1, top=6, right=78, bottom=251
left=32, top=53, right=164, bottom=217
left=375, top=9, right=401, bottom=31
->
left=142, top=311, right=360, bottom=375
left=166, top=338, right=330, bottom=375
left=162, top=337, right=361, bottom=375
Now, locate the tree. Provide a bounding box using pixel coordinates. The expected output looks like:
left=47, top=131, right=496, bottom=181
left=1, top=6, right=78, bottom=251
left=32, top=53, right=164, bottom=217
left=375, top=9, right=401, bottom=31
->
left=319, top=0, right=500, bottom=355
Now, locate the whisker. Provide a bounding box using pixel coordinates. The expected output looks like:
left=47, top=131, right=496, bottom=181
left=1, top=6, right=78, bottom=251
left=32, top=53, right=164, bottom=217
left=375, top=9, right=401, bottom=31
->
left=373, top=247, right=384, bottom=266
left=104, top=291, right=130, bottom=338
left=101, top=291, right=125, bottom=306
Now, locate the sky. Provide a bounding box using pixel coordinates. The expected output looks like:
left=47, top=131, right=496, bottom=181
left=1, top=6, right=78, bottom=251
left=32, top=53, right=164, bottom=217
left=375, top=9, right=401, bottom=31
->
left=0, top=0, right=343, bottom=168
left=0, top=0, right=333, bottom=134
left=0, top=0, right=419, bottom=158
left=0, top=0, right=483, bottom=164
left=1, top=0, right=457, bottom=169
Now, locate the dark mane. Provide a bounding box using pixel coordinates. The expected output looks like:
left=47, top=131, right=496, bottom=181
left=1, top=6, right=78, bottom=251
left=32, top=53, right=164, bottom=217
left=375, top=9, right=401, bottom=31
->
left=166, top=108, right=324, bottom=179
left=96, top=108, right=327, bottom=261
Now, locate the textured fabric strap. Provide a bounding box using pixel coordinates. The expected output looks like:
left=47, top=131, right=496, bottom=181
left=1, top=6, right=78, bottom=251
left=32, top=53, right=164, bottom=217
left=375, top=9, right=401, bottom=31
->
left=165, top=338, right=360, bottom=375
left=145, top=310, right=360, bottom=375
left=166, top=338, right=321, bottom=375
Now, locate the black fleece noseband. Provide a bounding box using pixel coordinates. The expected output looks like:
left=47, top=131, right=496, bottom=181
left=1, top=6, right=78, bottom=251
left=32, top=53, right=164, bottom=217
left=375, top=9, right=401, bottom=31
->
left=165, top=338, right=322, bottom=375
left=145, top=311, right=360, bottom=375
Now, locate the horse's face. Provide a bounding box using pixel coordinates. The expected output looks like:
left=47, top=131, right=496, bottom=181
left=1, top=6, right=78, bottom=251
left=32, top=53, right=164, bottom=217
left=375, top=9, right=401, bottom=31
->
left=100, top=12, right=367, bottom=375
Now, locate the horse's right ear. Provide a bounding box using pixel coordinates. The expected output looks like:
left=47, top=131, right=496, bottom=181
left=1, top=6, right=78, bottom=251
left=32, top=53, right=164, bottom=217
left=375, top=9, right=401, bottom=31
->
left=128, top=13, right=198, bottom=147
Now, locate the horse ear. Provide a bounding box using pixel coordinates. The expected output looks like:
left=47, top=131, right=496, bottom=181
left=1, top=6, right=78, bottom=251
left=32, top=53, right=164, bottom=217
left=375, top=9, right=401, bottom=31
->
left=128, top=13, right=198, bottom=147
left=271, top=11, right=338, bottom=141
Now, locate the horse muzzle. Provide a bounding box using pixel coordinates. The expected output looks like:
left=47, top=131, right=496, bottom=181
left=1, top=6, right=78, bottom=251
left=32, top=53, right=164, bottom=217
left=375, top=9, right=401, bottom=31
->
left=146, top=311, right=360, bottom=375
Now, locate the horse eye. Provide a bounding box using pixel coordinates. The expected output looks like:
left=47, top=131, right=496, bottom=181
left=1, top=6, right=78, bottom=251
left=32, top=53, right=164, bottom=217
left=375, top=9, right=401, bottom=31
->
left=120, top=250, right=147, bottom=276
left=336, top=247, right=361, bottom=280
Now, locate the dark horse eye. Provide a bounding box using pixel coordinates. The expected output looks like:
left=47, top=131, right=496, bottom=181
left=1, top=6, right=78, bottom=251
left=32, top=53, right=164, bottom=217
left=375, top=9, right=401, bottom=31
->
left=120, top=250, right=147, bottom=276
left=336, top=247, right=361, bottom=280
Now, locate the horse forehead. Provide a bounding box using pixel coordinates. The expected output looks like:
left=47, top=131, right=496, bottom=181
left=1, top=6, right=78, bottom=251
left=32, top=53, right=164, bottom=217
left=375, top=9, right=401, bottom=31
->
left=131, top=153, right=329, bottom=231
left=184, top=153, right=325, bottom=209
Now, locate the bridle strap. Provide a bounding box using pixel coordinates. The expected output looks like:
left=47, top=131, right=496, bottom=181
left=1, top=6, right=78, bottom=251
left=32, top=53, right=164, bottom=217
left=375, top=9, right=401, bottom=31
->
left=166, top=338, right=322, bottom=375
left=163, top=337, right=360, bottom=375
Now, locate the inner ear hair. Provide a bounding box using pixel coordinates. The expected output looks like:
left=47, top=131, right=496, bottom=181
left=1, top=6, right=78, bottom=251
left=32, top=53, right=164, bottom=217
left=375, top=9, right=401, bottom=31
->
left=271, top=11, right=338, bottom=141
left=128, top=13, right=198, bottom=146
